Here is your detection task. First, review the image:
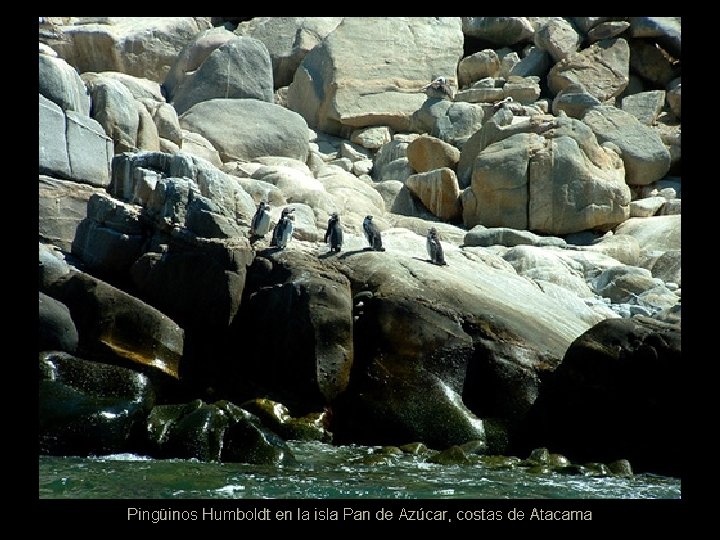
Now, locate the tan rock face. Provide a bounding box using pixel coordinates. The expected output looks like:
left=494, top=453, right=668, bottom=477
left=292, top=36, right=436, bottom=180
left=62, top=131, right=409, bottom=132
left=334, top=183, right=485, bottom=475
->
left=547, top=38, right=630, bottom=101
left=406, top=168, right=462, bottom=221
left=407, top=134, right=461, bottom=173
left=287, top=17, right=463, bottom=135
left=52, top=17, right=213, bottom=83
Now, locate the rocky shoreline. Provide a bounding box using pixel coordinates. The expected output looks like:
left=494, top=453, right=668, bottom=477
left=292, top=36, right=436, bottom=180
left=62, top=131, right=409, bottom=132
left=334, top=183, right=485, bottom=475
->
left=39, top=17, right=681, bottom=477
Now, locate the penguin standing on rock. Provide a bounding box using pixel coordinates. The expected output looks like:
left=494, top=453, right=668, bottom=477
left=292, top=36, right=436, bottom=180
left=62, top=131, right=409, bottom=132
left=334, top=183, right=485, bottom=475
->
left=362, top=215, right=385, bottom=251
left=324, top=212, right=343, bottom=252
left=427, top=227, right=447, bottom=265
left=250, top=201, right=271, bottom=238
left=271, top=207, right=295, bottom=249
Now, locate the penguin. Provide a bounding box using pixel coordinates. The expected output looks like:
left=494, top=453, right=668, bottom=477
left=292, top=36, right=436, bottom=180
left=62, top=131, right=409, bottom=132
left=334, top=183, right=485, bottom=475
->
left=250, top=201, right=271, bottom=238
left=271, top=207, right=295, bottom=249
left=421, top=76, right=455, bottom=100
left=324, top=212, right=343, bottom=252
left=427, top=227, right=447, bottom=265
left=362, top=215, right=385, bottom=251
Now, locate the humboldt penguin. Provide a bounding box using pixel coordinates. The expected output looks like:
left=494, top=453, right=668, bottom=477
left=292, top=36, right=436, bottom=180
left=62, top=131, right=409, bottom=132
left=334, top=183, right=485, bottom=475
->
left=271, top=207, right=295, bottom=249
left=427, top=227, right=447, bottom=265
left=324, top=212, right=343, bottom=252
left=250, top=201, right=271, bottom=238
left=362, top=215, right=385, bottom=251
left=421, top=76, right=455, bottom=100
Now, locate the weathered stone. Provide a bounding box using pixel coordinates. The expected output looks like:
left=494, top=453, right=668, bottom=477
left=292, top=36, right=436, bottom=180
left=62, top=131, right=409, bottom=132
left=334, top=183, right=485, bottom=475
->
left=151, top=102, right=182, bottom=145
left=465, top=227, right=566, bottom=248
left=552, top=83, right=601, bottom=118
left=629, top=17, right=681, bottom=58
left=185, top=195, right=244, bottom=239
left=82, top=73, right=140, bottom=153
left=529, top=132, right=629, bottom=234
left=39, top=95, right=113, bottom=186
left=534, top=17, right=581, bottom=63
left=39, top=176, right=106, bottom=251
left=502, top=78, right=541, bottom=104
left=100, top=72, right=164, bottom=102
left=571, top=17, right=612, bottom=34
left=583, top=106, right=671, bottom=186
left=509, top=46, right=551, bottom=78
left=234, top=17, right=343, bottom=89
left=666, top=77, right=681, bottom=119
left=39, top=53, right=91, bottom=115
left=592, top=265, right=661, bottom=303
left=45, top=269, right=184, bottom=379
left=221, top=405, right=297, bottom=465
left=180, top=130, right=223, bottom=168
left=615, top=215, right=681, bottom=254
left=230, top=250, right=354, bottom=415
left=287, top=17, right=463, bottom=135
left=131, top=235, right=252, bottom=330
left=179, top=98, right=309, bottom=163
left=52, top=17, right=213, bottom=83
left=629, top=40, right=679, bottom=87
left=411, top=99, right=487, bottom=148
left=630, top=196, right=666, bottom=217
left=407, top=135, right=460, bottom=173
left=462, top=17, right=535, bottom=45
left=135, top=99, right=160, bottom=151
left=458, top=49, right=500, bottom=88
left=171, top=36, right=274, bottom=115
left=39, top=243, right=72, bottom=290
left=547, top=38, right=630, bottom=101
left=350, top=126, right=392, bottom=150
left=621, top=90, right=666, bottom=125
left=581, top=234, right=640, bottom=267
left=406, top=168, right=462, bottom=221
left=587, top=21, right=631, bottom=42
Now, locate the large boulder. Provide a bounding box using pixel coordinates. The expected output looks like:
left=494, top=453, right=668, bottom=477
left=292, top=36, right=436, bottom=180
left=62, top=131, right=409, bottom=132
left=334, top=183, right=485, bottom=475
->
left=39, top=176, right=107, bottom=252
left=170, top=36, right=274, bottom=115
left=411, top=99, right=487, bottom=148
left=81, top=73, right=140, bottom=153
left=39, top=351, right=155, bottom=456
left=39, top=95, right=113, bottom=187
left=287, top=17, right=463, bottom=136
left=51, top=17, right=213, bottom=83
left=44, top=269, right=184, bottom=380
left=461, top=17, right=535, bottom=45
left=71, top=193, right=146, bottom=282
left=234, top=17, right=343, bottom=89
left=330, top=228, right=614, bottom=448
left=520, top=317, right=681, bottom=476
left=582, top=106, right=671, bottom=186
left=547, top=38, right=630, bottom=101
left=406, top=168, right=462, bottom=221
left=179, top=99, right=309, bottom=163
left=38, top=53, right=90, bottom=116
left=130, top=235, right=253, bottom=331
left=462, top=115, right=630, bottom=234
left=533, top=17, right=581, bottom=63
left=227, top=250, right=354, bottom=415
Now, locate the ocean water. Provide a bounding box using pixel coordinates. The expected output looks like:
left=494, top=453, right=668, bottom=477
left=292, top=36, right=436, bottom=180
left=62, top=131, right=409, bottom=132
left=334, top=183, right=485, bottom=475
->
left=39, top=441, right=680, bottom=500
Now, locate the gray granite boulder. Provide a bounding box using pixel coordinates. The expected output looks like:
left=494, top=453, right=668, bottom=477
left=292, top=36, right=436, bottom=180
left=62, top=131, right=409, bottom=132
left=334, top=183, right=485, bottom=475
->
left=533, top=17, right=580, bottom=63
left=39, top=53, right=90, bottom=116
left=234, top=17, right=343, bottom=89
left=179, top=98, right=309, bottom=163
left=39, top=95, right=113, bottom=187
left=287, top=17, right=463, bottom=136
left=171, top=36, right=274, bottom=115
left=583, top=106, right=671, bottom=185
